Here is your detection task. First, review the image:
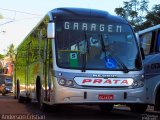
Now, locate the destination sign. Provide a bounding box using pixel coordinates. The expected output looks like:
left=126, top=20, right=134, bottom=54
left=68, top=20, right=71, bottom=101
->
left=64, top=22, right=122, bottom=32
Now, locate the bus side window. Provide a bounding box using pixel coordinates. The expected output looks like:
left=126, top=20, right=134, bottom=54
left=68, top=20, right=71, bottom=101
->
left=140, top=32, right=153, bottom=55
left=156, top=32, right=160, bottom=52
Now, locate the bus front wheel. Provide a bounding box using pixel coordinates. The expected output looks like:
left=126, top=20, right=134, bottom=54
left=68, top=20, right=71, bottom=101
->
left=99, top=104, right=114, bottom=112
left=36, top=78, right=48, bottom=112
left=17, top=80, right=24, bottom=103
left=1, top=88, right=6, bottom=96
left=129, top=104, right=147, bottom=113
left=155, top=89, right=160, bottom=111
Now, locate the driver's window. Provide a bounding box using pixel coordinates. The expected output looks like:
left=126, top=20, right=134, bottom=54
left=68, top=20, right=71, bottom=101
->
left=140, top=32, right=153, bottom=55
left=156, top=31, right=160, bottom=52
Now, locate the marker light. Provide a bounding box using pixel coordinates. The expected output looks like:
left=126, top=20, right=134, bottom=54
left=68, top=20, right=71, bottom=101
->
left=132, top=80, right=144, bottom=88
left=58, top=78, right=74, bottom=87
left=59, top=78, right=66, bottom=86
left=66, top=80, right=73, bottom=86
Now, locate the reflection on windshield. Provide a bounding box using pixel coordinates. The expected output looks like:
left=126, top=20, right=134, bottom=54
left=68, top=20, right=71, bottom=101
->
left=100, top=34, right=129, bottom=73
left=56, top=23, right=141, bottom=71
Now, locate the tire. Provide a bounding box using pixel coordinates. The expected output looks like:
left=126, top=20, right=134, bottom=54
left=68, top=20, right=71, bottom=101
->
left=40, top=102, right=49, bottom=112
left=36, top=78, right=41, bottom=103
left=99, top=104, right=114, bottom=112
left=25, top=97, right=31, bottom=104
left=129, top=104, right=147, bottom=113
left=17, top=80, right=20, bottom=99
left=155, top=90, right=160, bottom=111
left=18, top=96, right=24, bottom=103
left=36, top=78, right=48, bottom=112
left=2, top=88, right=6, bottom=96
left=16, top=80, right=24, bottom=103
left=2, top=92, right=6, bottom=96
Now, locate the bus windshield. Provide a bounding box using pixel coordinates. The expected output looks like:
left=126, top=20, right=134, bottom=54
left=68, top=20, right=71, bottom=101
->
left=55, top=21, right=142, bottom=70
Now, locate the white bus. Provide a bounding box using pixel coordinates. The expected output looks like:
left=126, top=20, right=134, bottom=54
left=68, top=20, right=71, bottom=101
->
left=138, top=24, right=160, bottom=111
left=14, top=8, right=147, bottom=112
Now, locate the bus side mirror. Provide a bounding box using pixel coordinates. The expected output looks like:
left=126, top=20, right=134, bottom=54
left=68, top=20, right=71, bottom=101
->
left=140, top=47, right=145, bottom=60
left=135, top=33, right=139, bottom=43
left=47, top=22, right=55, bottom=39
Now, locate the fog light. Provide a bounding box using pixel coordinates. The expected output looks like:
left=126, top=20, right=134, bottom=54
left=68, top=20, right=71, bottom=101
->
left=132, top=80, right=144, bottom=88
left=59, top=78, right=66, bottom=86
left=138, top=81, right=144, bottom=87
left=64, top=97, right=70, bottom=102
left=66, top=80, right=73, bottom=86
left=133, top=81, right=138, bottom=87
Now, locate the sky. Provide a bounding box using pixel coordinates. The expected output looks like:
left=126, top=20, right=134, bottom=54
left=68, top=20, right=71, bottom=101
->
left=0, top=0, right=157, bottom=55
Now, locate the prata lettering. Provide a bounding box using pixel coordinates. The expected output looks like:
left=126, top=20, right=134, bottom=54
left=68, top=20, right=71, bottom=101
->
left=64, top=22, right=122, bottom=32
left=82, top=79, right=128, bottom=85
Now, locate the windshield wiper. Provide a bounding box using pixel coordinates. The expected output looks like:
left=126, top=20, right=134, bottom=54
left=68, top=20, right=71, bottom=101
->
left=100, top=35, right=129, bottom=73
left=81, top=31, right=89, bottom=72
left=81, top=54, right=86, bottom=72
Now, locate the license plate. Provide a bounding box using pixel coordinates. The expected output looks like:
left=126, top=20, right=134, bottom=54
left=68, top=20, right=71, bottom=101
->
left=98, top=94, right=114, bottom=100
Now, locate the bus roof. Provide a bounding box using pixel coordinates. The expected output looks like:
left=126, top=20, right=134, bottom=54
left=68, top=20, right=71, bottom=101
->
left=49, top=7, right=128, bottom=24
left=138, top=24, right=160, bottom=35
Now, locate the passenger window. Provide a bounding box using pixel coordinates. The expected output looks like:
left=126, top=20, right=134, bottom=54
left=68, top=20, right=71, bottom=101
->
left=140, top=32, right=153, bottom=55
left=156, top=32, right=160, bottom=52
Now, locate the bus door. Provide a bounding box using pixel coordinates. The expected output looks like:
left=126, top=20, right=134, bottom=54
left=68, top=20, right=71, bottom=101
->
left=156, top=31, right=160, bottom=52
left=140, top=31, right=156, bottom=102
left=43, top=38, right=52, bottom=102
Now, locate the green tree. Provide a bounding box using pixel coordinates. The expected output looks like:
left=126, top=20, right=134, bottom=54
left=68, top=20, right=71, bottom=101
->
left=6, top=44, right=16, bottom=63
left=135, top=4, right=160, bottom=30
left=145, top=4, right=160, bottom=25
left=115, top=7, right=126, bottom=18
left=0, top=54, right=4, bottom=73
left=0, top=54, right=4, bottom=59
left=114, top=0, right=149, bottom=29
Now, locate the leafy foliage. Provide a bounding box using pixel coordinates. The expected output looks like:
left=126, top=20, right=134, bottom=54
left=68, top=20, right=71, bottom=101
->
left=115, top=0, right=149, bottom=29
left=5, top=44, right=16, bottom=63
left=145, top=4, right=160, bottom=25
left=114, top=0, right=160, bottom=31
left=0, top=54, right=4, bottom=59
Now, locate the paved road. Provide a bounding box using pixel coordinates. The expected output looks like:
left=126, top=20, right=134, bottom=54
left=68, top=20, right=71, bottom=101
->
left=0, top=94, right=159, bottom=120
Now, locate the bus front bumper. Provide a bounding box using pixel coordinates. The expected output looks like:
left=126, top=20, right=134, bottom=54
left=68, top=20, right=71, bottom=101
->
left=52, top=86, right=146, bottom=104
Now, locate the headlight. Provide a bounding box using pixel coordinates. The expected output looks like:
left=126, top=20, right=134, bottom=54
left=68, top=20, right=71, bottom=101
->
left=6, top=88, right=10, bottom=91
left=58, top=79, right=74, bottom=87
left=132, top=80, right=144, bottom=88
left=66, top=80, right=73, bottom=86
left=59, top=78, right=66, bottom=86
